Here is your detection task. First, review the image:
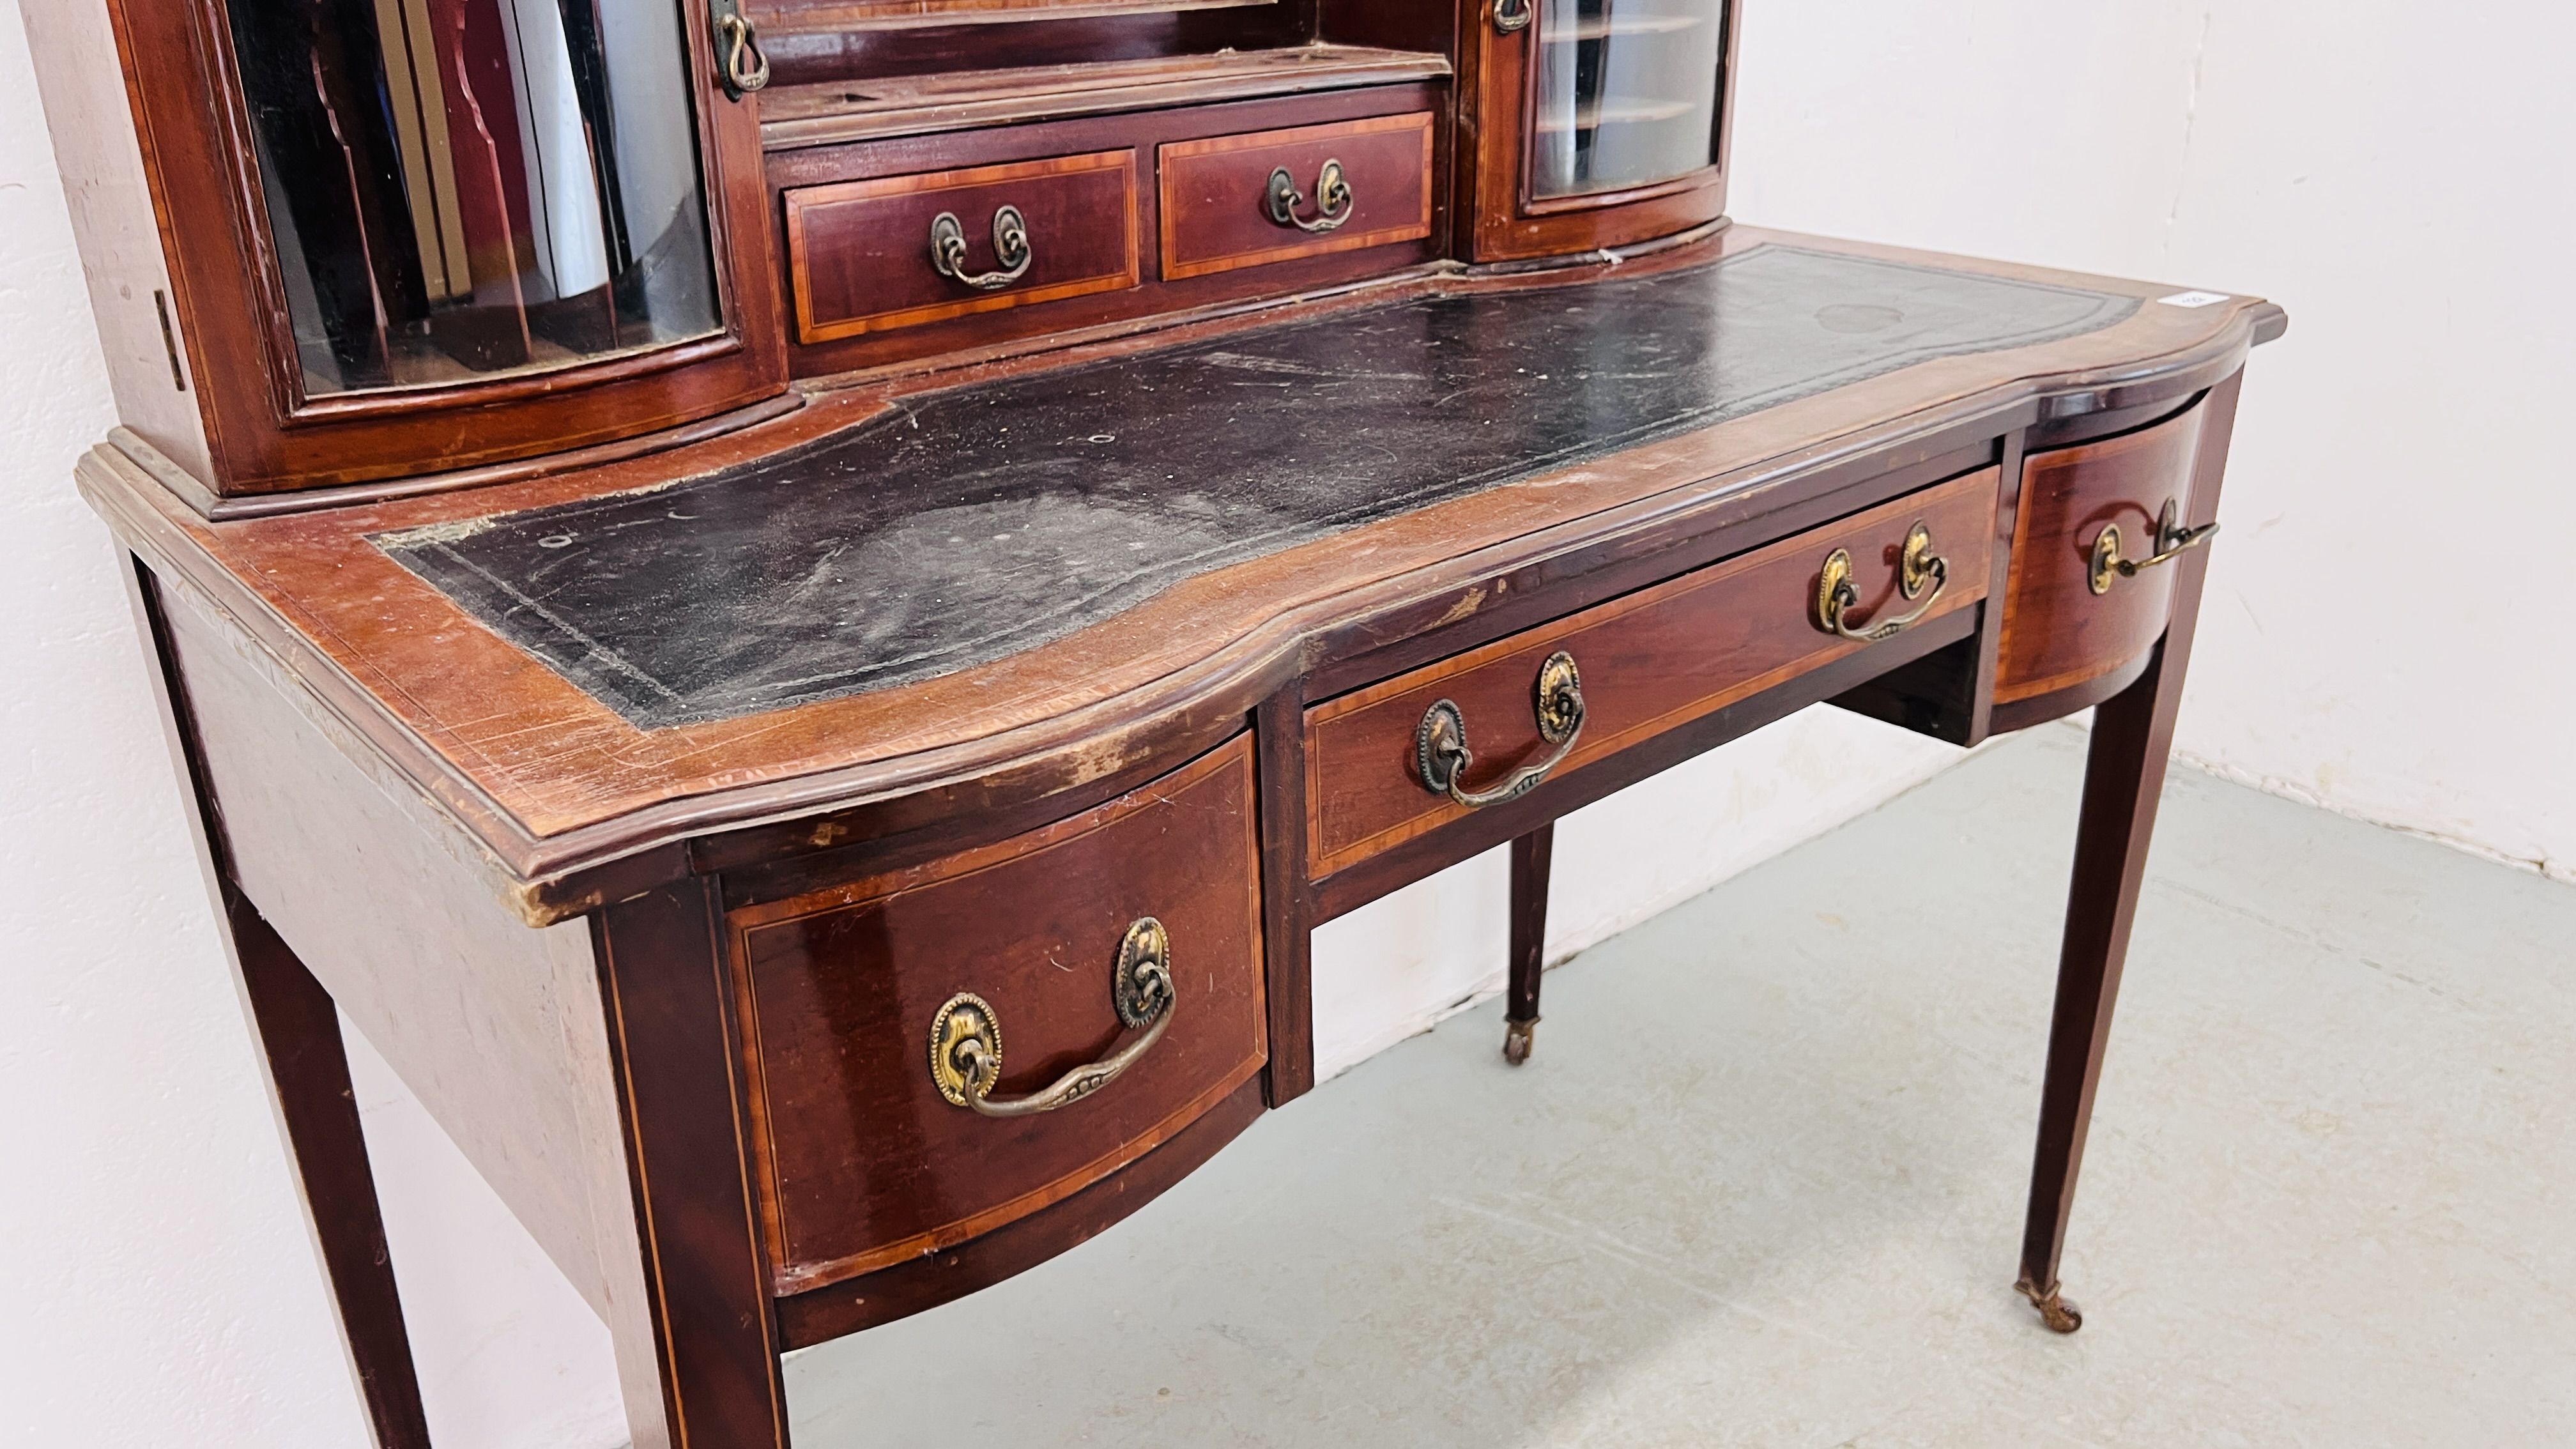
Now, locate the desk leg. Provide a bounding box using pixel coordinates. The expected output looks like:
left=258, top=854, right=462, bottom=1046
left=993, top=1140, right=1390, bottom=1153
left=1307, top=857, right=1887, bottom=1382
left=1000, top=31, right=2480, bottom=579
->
left=2017, top=647, right=2182, bottom=1331
left=227, top=890, right=436, bottom=1449
left=594, top=881, right=791, bottom=1449
left=2015, top=369, right=2241, bottom=1333
left=1503, top=824, right=1554, bottom=1064
left=134, top=557, right=435, bottom=1449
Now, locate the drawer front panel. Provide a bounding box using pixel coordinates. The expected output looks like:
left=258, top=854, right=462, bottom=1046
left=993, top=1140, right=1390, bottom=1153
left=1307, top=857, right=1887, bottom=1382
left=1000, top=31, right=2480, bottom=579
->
left=1160, top=112, right=1436, bottom=281
left=731, top=737, right=1264, bottom=1293
left=1306, top=470, right=2000, bottom=877
left=1996, top=404, right=2208, bottom=702
left=785, top=148, right=1140, bottom=344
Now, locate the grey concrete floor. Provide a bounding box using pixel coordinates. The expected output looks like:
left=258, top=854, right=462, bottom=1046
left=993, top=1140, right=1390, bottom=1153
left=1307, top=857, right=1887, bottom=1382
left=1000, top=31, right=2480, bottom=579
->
left=783, top=723, right=2576, bottom=1447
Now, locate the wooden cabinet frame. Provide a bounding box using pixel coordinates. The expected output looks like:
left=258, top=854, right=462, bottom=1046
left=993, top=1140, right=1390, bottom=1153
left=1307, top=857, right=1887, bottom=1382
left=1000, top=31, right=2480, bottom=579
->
left=104, top=0, right=789, bottom=498
left=1457, top=0, right=1742, bottom=261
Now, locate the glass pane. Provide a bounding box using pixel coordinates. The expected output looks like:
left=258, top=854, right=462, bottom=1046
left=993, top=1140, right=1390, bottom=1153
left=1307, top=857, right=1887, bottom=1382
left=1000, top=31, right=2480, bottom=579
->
left=1529, top=0, right=1729, bottom=201
left=224, top=0, right=721, bottom=397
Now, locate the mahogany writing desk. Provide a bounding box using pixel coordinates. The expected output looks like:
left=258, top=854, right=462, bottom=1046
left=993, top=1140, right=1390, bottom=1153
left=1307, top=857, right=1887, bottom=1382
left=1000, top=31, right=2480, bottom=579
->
left=38, top=3, right=2281, bottom=1444
left=82, top=227, right=2279, bottom=1446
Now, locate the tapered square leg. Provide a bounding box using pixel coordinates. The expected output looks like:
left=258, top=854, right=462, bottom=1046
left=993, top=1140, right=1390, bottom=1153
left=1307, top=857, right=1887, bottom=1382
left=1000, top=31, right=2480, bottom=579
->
left=592, top=880, right=792, bottom=1449
left=132, top=556, right=436, bottom=1449
left=2016, top=643, right=2188, bottom=1331
left=2015, top=372, right=2244, bottom=1331
left=1503, top=824, right=1554, bottom=1064
left=226, top=890, right=436, bottom=1449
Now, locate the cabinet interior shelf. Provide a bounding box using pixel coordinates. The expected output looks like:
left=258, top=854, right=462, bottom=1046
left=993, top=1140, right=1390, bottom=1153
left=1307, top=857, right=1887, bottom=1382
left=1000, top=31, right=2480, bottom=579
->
left=1540, top=15, right=1706, bottom=42
left=1534, top=96, right=1699, bottom=135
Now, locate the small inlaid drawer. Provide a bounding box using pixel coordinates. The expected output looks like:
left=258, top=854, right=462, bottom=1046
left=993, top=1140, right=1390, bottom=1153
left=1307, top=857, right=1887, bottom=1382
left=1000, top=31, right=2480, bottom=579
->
left=784, top=148, right=1141, bottom=344
left=1996, top=402, right=2210, bottom=703
left=1159, top=111, right=1436, bottom=282
left=1305, top=470, right=2000, bottom=878
left=728, top=737, right=1265, bottom=1294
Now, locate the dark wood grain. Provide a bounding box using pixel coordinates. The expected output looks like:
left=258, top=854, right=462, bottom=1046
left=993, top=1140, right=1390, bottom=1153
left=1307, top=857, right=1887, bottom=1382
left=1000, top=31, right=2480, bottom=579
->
left=1160, top=111, right=1435, bottom=279
left=786, top=148, right=1141, bottom=342
left=228, top=890, right=436, bottom=1449
left=594, top=879, right=789, bottom=1449
left=1305, top=468, right=1998, bottom=876
left=753, top=3, right=1312, bottom=87
left=1995, top=401, right=2208, bottom=703
left=758, top=45, right=1449, bottom=150
left=1309, top=600, right=1978, bottom=922
left=700, top=706, right=1248, bottom=901
left=2017, top=368, right=2244, bottom=1327
left=1302, top=438, right=2002, bottom=700
left=774, top=1077, right=1266, bottom=1346
left=1505, top=822, right=1552, bottom=1053
left=1314, top=0, right=1455, bottom=54
left=1987, top=647, right=2154, bottom=737
left=726, top=737, right=1266, bottom=1294
left=1255, top=686, right=1318, bottom=1103
left=773, top=82, right=1446, bottom=376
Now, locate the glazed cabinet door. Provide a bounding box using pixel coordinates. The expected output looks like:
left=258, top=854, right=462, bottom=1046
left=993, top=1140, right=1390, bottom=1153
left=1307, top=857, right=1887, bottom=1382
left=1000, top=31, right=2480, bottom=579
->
left=114, top=0, right=788, bottom=496
left=1463, top=0, right=1739, bottom=261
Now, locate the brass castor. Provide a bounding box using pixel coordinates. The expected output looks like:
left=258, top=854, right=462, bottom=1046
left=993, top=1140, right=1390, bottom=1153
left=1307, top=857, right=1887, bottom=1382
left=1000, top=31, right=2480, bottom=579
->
left=1502, top=1016, right=1537, bottom=1066
left=2015, top=1276, right=2083, bottom=1333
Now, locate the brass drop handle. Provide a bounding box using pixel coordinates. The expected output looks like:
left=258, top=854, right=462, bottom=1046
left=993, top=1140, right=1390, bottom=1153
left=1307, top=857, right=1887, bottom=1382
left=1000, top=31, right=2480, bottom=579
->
left=2089, top=500, right=2218, bottom=595
left=1492, top=0, right=1533, bottom=34
left=1416, top=650, right=1586, bottom=809
left=1266, top=159, right=1354, bottom=233
left=710, top=1, right=769, bottom=100
left=1816, top=523, right=1948, bottom=643
left=929, top=206, right=1034, bottom=291
left=928, top=918, right=1175, bottom=1117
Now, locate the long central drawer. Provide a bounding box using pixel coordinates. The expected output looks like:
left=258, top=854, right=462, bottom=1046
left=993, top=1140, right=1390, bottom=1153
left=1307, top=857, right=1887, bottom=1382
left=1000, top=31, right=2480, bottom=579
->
left=1304, top=469, right=2000, bottom=877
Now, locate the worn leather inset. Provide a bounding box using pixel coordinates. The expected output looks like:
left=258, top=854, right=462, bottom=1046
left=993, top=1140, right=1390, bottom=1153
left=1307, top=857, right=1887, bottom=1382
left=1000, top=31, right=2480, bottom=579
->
left=379, top=245, right=2134, bottom=728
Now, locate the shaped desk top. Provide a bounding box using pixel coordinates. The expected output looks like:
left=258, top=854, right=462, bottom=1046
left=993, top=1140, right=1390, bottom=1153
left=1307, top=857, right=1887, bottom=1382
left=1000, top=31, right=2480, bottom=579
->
left=79, top=228, right=2278, bottom=902
left=381, top=245, right=2134, bottom=729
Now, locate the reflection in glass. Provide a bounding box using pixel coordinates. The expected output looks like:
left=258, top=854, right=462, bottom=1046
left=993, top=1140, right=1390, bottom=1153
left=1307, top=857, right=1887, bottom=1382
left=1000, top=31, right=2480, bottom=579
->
left=1530, top=0, right=1729, bottom=201
left=224, top=0, right=721, bottom=396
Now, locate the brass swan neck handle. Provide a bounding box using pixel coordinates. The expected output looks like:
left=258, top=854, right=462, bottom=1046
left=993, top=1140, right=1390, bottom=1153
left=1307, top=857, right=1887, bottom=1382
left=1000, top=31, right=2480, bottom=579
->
left=1416, top=651, right=1586, bottom=809
left=1816, top=523, right=1949, bottom=643
left=929, top=918, right=1174, bottom=1117
left=930, top=206, right=1034, bottom=291
left=1267, top=159, right=1354, bottom=234
left=2090, top=499, right=2218, bottom=594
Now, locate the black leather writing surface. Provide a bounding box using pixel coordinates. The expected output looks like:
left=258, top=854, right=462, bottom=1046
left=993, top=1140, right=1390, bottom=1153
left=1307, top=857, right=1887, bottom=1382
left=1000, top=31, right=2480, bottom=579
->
left=379, top=246, right=2134, bottom=729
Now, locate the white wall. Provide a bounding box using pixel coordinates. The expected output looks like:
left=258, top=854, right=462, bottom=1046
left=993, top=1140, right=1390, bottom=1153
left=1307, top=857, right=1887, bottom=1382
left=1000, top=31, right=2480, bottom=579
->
left=1728, top=1, right=2576, bottom=880
left=0, top=10, right=374, bottom=1446
left=7, top=3, right=2570, bottom=1446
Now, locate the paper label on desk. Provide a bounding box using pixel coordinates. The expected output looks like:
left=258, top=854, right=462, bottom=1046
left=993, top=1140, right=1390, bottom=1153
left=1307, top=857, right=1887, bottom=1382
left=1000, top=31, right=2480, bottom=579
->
left=2157, top=290, right=2230, bottom=309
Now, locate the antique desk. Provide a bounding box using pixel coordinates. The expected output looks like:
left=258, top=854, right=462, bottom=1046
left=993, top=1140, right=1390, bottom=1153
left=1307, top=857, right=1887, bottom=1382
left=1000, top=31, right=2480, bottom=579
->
left=35, top=1, right=2281, bottom=1445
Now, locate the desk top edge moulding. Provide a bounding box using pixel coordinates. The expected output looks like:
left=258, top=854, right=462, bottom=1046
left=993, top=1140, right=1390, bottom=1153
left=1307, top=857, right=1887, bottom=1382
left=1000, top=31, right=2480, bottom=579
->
left=32, top=1, right=2282, bottom=1445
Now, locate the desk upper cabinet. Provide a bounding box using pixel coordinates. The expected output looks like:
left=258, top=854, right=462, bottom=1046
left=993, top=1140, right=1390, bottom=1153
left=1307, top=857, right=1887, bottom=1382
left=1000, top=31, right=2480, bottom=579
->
left=1463, top=0, right=1738, bottom=259
left=103, top=0, right=788, bottom=501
